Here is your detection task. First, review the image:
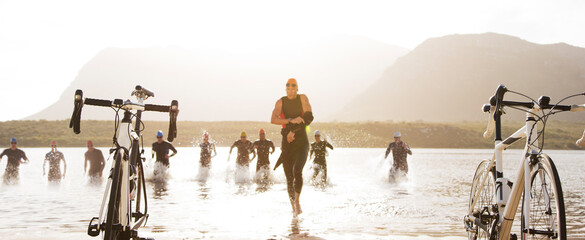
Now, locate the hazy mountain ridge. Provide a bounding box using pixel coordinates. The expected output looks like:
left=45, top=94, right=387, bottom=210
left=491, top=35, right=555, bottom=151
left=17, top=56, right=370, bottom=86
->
left=333, top=33, right=585, bottom=122
left=26, top=35, right=409, bottom=121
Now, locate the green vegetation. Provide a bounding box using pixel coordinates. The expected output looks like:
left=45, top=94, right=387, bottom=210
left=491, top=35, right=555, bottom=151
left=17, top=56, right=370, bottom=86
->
left=0, top=120, right=583, bottom=149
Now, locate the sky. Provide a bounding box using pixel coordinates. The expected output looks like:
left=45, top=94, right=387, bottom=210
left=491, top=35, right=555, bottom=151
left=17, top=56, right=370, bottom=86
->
left=1, top=0, right=584, bottom=121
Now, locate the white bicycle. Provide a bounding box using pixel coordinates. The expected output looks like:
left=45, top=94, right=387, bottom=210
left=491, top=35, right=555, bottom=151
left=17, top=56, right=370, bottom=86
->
left=70, top=85, right=179, bottom=240
left=464, top=85, right=585, bottom=240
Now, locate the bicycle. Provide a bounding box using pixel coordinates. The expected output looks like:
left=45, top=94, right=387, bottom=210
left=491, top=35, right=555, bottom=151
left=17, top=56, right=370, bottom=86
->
left=69, top=85, right=179, bottom=240
left=464, top=85, right=585, bottom=240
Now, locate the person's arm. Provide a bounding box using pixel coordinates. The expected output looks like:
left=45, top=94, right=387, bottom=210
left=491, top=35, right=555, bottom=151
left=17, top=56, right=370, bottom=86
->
left=405, top=143, right=412, bottom=155
left=211, top=143, right=217, bottom=158
left=249, top=142, right=256, bottom=161
left=326, top=141, right=334, bottom=150
left=169, top=143, right=177, bottom=157
left=0, top=150, right=5, bottom=162
left=21, top=150, right=29, bottom=163
left=385, top=143, right=391, bottom=159
left=61, top=153, right=67, bottom=177
left=84, top=152, right=88, bottom=174
left=309, top=144, right=315, bottom=159
left=270, top=141, right=275, bottom=154
left=271, top=99, right=289, bottom=125
left=229, top=141, right=236, bottom=154
left=43, top=154, right=48, bottom=175
left=151, top=143, right=156, bottom=159
left=99, top=151, right=105, bottom=176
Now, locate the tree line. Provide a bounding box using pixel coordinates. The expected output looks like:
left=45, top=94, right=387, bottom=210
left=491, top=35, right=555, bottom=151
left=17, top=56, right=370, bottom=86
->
left=0, top=120, right=583, bottom=150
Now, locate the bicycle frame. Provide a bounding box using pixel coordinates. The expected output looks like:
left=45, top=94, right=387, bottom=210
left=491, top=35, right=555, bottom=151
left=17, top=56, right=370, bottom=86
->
left=469, top=108, right=541, bottom=240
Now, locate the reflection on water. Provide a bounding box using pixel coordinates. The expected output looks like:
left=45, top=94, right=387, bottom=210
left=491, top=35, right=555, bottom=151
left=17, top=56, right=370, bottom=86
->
left=0, top=148, right=584, bottom=239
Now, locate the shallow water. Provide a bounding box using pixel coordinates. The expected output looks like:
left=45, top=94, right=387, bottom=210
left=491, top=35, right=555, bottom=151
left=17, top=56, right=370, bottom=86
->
left=0, top=148, right=583, bottom=239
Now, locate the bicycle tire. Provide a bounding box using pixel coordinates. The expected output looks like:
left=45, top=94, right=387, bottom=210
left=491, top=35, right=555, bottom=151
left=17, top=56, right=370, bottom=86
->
left=467, top=160, right=497, bottom=240
left=104, top=152, right=123, bottom=240
left=521, top=154, right=566, bottom=240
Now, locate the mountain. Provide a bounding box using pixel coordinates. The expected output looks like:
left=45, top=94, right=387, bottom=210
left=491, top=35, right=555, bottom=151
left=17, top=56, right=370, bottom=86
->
left=25, top=35, right=408, bottom=121
left=332, top=33, right=585, bottom=122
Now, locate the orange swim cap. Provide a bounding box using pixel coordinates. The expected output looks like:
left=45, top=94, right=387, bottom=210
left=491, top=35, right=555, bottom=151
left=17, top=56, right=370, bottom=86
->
left=287, top=78, right=297, bottom=87
left=51, top=141, right=57, bottom=146
left=87, top=140, right=93, bottom=146
left=259, top=128, right=265, bottom=134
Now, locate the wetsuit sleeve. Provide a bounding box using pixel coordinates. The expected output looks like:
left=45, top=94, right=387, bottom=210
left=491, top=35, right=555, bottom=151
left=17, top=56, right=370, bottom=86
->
left=302, top=111, right=314, bottom=125
left=21, top=150, right=28, bottom=161
left=309, top=145, right=314, bottom=159
left=0, top=149, right=6, bottom=159
left=152, top=143, right=157, bottom=158
left=385, top=143, right=392, bottom=159
left=270, top=141, right=275, bottom=152
left=326, top=142, right=334, bottom=150
left=168, top=142, right=177, bottom=155
left=406, top=143, right=412, bottom=155
left=84, top=152, right=88, bottom=172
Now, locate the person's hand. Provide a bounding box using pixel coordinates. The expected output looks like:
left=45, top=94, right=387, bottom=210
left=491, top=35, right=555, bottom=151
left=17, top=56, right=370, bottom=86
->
left=254, top=145, right=258, bottom=149
left=290, top=117, right=305, bottom=124
left=165, top=154, right=170, bottom=159
left=287, top=131, right=296, bottom=143
left=99, top=172, right=103, bottom=177
left=323, top=138, right=327, bottom=142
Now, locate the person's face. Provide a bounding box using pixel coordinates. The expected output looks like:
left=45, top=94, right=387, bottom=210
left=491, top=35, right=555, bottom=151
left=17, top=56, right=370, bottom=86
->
left=286, top=82, right=298, bottom=96
left=204, top=136, right=209, bottom=142
left=157, top=136, right=163, bottom=143
left=315, top=135, right=321, bottom=141
left=51, top=143, right=57, bottom=151
left=394, top=137, right=401, bottom=143
left=241, top=136, right=247, bottom=141
left=260, top=133, right=266, bottom=140
left=10, top=142, right=16, bottom=149
left=87, top=144, right=94, bottom=151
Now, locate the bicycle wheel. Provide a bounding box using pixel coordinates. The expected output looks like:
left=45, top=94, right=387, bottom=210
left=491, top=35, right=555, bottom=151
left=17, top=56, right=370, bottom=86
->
left=521, top=154, right=566, bottom=240
left=104, top=152, right=123, bottom=240
left=467, top=160, right=497, bottom=240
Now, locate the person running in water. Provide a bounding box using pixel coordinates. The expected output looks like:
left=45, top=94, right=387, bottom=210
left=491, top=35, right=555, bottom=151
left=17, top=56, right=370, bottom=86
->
left=310, top=130, right=333, bottom=184
left=384, top=132, right=412, bottom=178
left=0, top=138, right=29, bottom=184
left=199, top=132, right=217, bottom=168
left=43, top=141, right=67, bottom=182
left=84, top=140, right=105, bottom=178
left=229, top=131, right=255, bottom=167
left=252, top=128, right=275, bottom=181
left=152, top=130, right=177, bottom=176
left=271, top=78, right=314, bottom=216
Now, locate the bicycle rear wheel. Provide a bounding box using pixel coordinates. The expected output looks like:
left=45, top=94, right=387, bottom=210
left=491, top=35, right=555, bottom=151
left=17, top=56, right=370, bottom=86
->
left=521, top=154, right=566, bottom=240
left=467, top=160, right=497, bottom=240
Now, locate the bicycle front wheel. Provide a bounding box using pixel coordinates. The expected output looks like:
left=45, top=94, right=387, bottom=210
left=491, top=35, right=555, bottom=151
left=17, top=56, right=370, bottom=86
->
left=521, top=154, right=566, bottom=240
left=467, top=160, right=497, bottom=240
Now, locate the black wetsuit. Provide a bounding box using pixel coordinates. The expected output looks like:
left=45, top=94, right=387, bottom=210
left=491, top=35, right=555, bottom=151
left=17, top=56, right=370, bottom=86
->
left=45, top=151, right=65, bottom=182
left=231, top=140, right=254, bottom=166
left=253, top=139, right=275, bottom=171
left=310, top=141, right=334, bottom=181
left=85, top=149, right=105, bottom=177
left=385, top=141, right=412, bottom=173
left=199, top=142, right=215, bottom=168
left=280, top=95, right=311, bottom=202
left=152, top=141, right=177, bottom=167
left=0, top=148, right=28, bottom=182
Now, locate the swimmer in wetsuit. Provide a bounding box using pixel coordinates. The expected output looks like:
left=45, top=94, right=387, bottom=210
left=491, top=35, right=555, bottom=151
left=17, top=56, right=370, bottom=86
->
left=0, top=138, right=29, bottom=184
left=252, top=128, right=275, bottom=172
left=384, top=131, right=412, bottom=174
left=84, top=140, right=105, bottom=178
left=271, top=78, right=314, bottom=216
left=199, top=132, right=217, bottom=168
left=152, top=130, right=177, bottom=176
left=229, top=131, right=255, bottom=167
left=43, top=141, right=67, bottom=182
left=310, top=130, right=333, bottom=183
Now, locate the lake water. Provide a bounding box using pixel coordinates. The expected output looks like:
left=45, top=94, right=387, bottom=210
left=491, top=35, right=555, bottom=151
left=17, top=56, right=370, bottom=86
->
left=0, top=147, right=584, bottom=240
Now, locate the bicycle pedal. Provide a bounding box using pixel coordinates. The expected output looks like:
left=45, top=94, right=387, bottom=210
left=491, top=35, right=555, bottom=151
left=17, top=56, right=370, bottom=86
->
left=87, top=217, right=100, bottom=237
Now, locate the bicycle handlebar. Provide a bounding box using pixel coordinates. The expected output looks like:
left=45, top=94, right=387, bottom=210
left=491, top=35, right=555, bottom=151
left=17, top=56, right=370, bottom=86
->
left=69, top=88, right=180, bottom=142
left=483, top=85, right=585, bottom=141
